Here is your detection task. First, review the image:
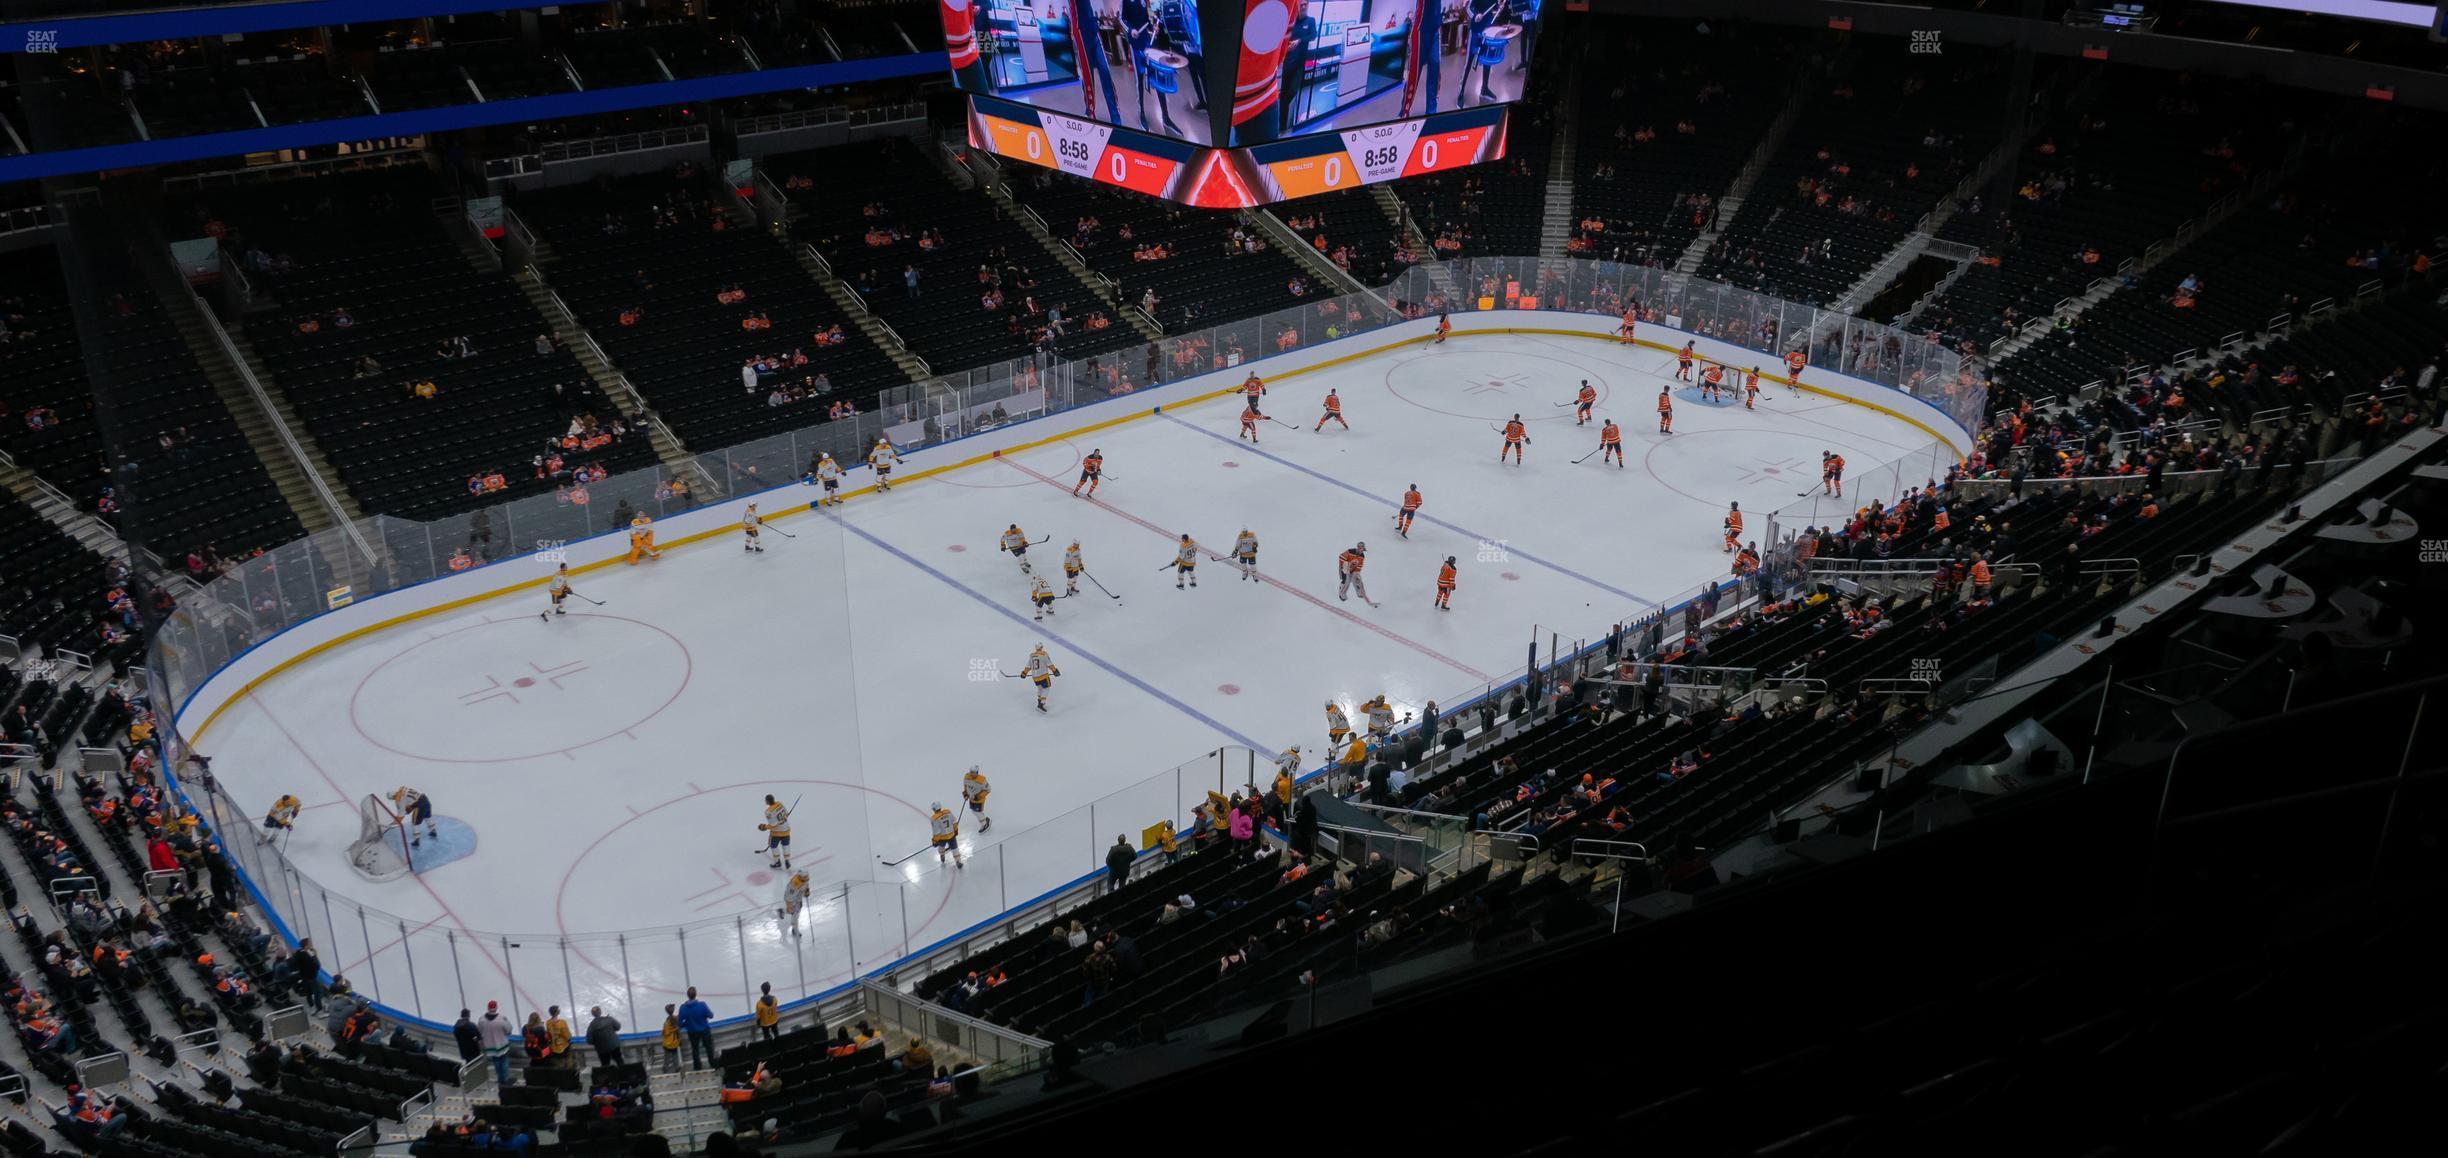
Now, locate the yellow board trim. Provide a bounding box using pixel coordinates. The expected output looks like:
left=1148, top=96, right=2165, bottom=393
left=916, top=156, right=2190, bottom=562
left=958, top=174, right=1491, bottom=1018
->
left=182, top=323, right=1963, bottom=743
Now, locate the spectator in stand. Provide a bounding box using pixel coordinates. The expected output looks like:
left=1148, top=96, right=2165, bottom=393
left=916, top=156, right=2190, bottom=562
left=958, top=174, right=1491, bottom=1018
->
left=546, top=1005, right=573, bottom=1067
left=586, top=1006, right=624, bottom=1066
left=290, top=938, right=323, bottom=1011
left=677, top=986, right=715, bottom=1069
left=454, top=1008, right=482, bottom=1063
left=661, top=1004, right=682, bottom=1072
left=1104, top=834, right=1134, bottom=894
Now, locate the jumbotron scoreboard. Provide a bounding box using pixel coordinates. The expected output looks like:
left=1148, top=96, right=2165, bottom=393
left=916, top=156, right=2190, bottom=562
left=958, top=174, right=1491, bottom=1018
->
left=942, top=0, right=1540, bottom=206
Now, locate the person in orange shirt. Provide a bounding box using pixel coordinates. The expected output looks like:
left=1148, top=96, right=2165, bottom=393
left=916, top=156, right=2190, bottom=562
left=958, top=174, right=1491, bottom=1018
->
left=1700, top=362, right=1725, bottom=403
left=1675, top=342, right=1695, bottom=382
left=1597, top=419, right=1624, bottom=467
left=1969, top=555, right=1992, bottom=597
left=1500, top=415, right=1528, bottom=464
left=1822, top=451, right=1845, bottom=497
left=1723, top=502, right=1743, bottom=553
left=1396, top=485, right=1423, bottom=538
left=1431, top=312, right=1451, bottom=345
left=1616, top=310, right=1636, bottom=345
left=1573, top=379, right=1598, bottom=425
left=1732, top=543, right=1759, bottom=575
left=1785, top=348, right=1807, bottom=389
left=1243, top=372, right=1266, bottom=402
left=1315, top=389, right=1348, bottom=432
left=1435, top=556, right=1458, bottom=611
left=1744, top=367, right=1761, bottom=410
left=1657, top=389, right=1674, bottom=434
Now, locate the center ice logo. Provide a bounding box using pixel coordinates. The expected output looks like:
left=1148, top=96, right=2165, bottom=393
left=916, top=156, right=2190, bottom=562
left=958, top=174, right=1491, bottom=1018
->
left=1464, top=372, right=1531, bottom=395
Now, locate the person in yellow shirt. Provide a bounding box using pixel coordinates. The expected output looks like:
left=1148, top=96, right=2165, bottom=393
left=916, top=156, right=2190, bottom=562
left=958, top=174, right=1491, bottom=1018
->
left=546, top=1006, right=572, bottom=1067
left=661, top=1005, right=682, bottom=1073
left=754, top=982, right=780, bottom=1043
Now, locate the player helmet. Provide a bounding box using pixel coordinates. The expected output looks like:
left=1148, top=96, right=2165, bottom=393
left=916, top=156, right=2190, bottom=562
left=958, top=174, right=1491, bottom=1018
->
left=969, top=764, right=979, bottom=774
left=931, top=802, right=942, bottom=812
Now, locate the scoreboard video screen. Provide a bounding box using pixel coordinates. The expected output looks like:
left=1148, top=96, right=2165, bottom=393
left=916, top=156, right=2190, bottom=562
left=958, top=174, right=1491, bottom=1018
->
left=940, top=0, right=1538, bottom=205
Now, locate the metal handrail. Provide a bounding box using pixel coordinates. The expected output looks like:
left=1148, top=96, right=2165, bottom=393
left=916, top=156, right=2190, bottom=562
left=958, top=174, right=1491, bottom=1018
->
left=1858, top=677, right=1933, bottom=697
left=187, top=286, right=373, bottom=567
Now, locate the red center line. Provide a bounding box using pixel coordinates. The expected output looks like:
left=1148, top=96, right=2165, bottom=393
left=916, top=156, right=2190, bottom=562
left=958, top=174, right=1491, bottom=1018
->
left=249, top=695, right=545, bottom=1015
left=998, top=457, right=1493, bottom=682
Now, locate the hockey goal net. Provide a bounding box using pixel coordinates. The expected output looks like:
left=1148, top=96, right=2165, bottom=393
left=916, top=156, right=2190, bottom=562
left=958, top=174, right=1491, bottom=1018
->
left=346, top=794, right=415, bottom=882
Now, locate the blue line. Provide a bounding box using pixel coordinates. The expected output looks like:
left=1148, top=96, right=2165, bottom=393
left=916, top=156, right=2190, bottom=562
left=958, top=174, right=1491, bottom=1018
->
left=826, top=509, right=1272, bottom=754
left=1159, top=412, right=1659, bottom=609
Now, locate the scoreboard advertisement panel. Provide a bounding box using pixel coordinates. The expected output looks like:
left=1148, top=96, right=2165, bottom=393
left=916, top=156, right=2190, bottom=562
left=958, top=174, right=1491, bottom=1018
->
left=944, top=0, right=1532, bottom=204
left=966, top=92, right=1506, bottom=206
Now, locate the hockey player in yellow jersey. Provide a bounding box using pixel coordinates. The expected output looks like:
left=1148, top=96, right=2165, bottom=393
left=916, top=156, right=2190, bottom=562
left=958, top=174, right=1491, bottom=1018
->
left=929, top=802, right=964, bottom=868
left=810, top=451, right=844, bottom=506
left=1024, top=645, right=1061, bottom=713
left=1170, top=533, right=1198, bottom=589
left=961, top=765, right=992, bottom=832
left=259, top=794, right=302, bottom=844
left=1231, top=529, right=1259, bottom=581
left=758, top=795, right=793, bottom=869
left=1364, top=695, right=1396, bottom=740
left=543, top=563, right=578, bottom=621
left=1062, top=541, right=1084, bottom=595
left=1029, top=573, right=1057, bottom=620
left=868, top=438, right=902, bottom=490
left=1000, top=524, right=1034, bottom=573
left=779, top=869, right=811, bottom=936
left=741, top=503, right=765, bottom=553
left=1325, top=701, right=1352, bottom=748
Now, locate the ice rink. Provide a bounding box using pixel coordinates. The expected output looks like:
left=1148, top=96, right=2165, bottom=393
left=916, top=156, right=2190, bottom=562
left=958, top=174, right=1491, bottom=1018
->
left=192, top=331, right=1948, bottom=1024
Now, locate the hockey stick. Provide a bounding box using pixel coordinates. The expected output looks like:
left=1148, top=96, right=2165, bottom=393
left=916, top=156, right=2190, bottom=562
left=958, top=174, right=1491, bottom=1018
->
left=1269, top=416, right=1301, bottom=429
left=879, top=845, right=935, bottom=867
left=766, top=525, right=798, bottom=539
left=1082, top=570, right=1123, bottom=603
left=1574, top=447, right=1605, bottom=464
left=573, top=593, right=606, bottom=606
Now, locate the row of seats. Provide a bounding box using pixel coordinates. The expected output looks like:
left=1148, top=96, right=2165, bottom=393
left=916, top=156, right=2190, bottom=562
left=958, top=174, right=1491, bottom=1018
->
left=1698, top=36, right=2012, bottom=305
left=519, top=165, right=905, bottom=450
left=184, top=169, right=656, bottom=520
left=1569, top=18, right=1816, bottom=268
left=1925, top=68, right=2316, bottom=354
left=786, top=137, right=1141, bottom=372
